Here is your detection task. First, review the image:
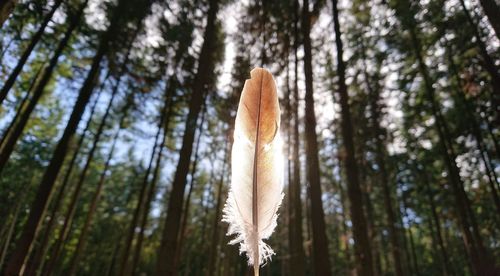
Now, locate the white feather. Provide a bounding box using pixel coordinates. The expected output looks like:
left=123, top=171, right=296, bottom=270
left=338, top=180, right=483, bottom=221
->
left=222, top=68, right=284, bottom=267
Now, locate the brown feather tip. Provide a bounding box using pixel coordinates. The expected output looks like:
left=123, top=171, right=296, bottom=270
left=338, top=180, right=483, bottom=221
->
left=236, top=67, right=280, bottom=144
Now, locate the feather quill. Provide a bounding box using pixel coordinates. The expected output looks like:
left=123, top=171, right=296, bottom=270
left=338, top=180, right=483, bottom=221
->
left=222, top=68, right=284, bottom=275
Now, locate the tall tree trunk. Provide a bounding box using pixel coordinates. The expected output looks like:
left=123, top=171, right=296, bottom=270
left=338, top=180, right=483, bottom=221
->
left=0, top=0, right=63, bottom=106
left=302, top=0, right=332, bottom=275
left=117, top=97, right=166, bottom=276
left=331, top=1, right=373, bottom=274
left=400, top=192, right=420, bottom=276
left=0, top=0, right=17, bottom=27
left=207, top=145, right=228, bottom=276
left=128, top=82, right=176, bottom=275
left=405, top=20, right=494, bottom=274
left=23, top=83, right=105, bottom=276
left=360, top=47, right=404, bottom=276
left=3, top=7, right=118, bottom=273
left=155, top=0, right=219, bottom=274
left=42, top=65, right=123, bottom=276
left=477, top=0, right=500, bottom=41
left=0, top=0, right=87, bottom=174
left=418, top=164, right=452, bottom=275
left=288, top=1, right=306, bottom=274
left=67, top=99, right=131, bottom=276
left=174, top=101, right=207, bottom=270
left=445, top=42, right=500, bottom=215
left=0, top=63, right=43, bottom=152
left=0, top=182, right=29, bottom=270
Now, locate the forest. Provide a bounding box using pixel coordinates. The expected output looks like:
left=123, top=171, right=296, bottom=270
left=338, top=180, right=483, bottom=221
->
left=0, top=0, right=499, bottom=275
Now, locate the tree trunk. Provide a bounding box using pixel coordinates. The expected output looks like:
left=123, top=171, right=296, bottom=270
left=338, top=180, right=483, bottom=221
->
left=128, top=82, right=176, bottom=275
left=331, top=0, right=373, bottom=275
left=302, top=0, right=332, bottom=275
left=445, top=42, right=500, bottom=216
left=360, top=45, right=404, bottom=276
left=0, top=0, right=86, bottom=174
left=0, top=63, right=43, bottom=152
left=0, top=0, right=63, bottom=106
left=42, top=64, right=123, bottom=276
left=406, top=22, right=495, bottom=274
left=0, top=183, right=29, bottom=270
left=67, top=99, right=131, bottom=275
left=155, top=0, right=219, bottom=274
left=418, top=165, right=452, bottom=275
left=0, top=0, right=17, bottom=28
left=174, top=101, right=207, bottom=270
left=288, top=1, right=306, bottom=274
left=400, top=192, right=420, bottom=276
left=207, top=145, right=228, bottom=276
left=23, top=79, right=106, bottom=276
left=478, top=0, right=500, bottom=41
left=117, top=98, right=166, bottom=276
left=3, top=6, right=119, bottom=271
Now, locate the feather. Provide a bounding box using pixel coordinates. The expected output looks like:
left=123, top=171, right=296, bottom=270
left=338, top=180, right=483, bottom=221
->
left=222, top=67, right=284, bottom=275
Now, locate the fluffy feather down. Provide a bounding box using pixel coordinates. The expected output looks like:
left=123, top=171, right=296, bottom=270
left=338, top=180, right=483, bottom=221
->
left=222, top=68, right=284, bottom=267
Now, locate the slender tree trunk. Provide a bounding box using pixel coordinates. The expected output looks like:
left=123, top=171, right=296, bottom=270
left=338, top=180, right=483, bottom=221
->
left=406, top=22, right=495, bottom=274
left=174, top=101, right=207, bottom=269
left=0, top=184, right=29, bottom=270
left=42, top=66, right=123, bottom=276
left=288, top=1, right=306, bottom=274
left=0, top=0, right=17, bottom=28
left=0, top=0, right=87, bottom=174
left=360, top=48, right=404, bottom=276
left=0, top=0, right=63, bottom=106
left=301, top=0, right=332, bottom=275
left=207, top=145, right=228, bottom=276
left=117, top=100, right=166, bottom=276
left=67, top=99, right=131, bottom=275
left=418, top=165, right=452, bottom=275
left=155, top=0, right=219, bottom=274
left=477, top=0, right=500, bottom=42
left=445, top=42, right=500, bottom=215
left=129, top=83, right=176, bottom=275
left=331, top=0, right=373, bottom=274
left=0, top=63, right=43, bottom=151
left=3, top=8, right=119, bottom=272
left=23, top=78, right=106, bottom=276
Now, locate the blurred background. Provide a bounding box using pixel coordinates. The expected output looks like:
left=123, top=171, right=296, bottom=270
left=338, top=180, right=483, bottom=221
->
left=0, top=0, right=499, bottom=275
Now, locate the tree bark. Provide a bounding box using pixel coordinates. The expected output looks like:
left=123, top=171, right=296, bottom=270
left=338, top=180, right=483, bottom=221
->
left=0, top=0, right=63, bottom=106
left=3, top=6, right=118, bottom=272
left=0, top=0, right=86, bottom=174
left=301, top=0, right=332, bottom=275
left=331, top=0, right=373, bottom=275
left=155, top=0, right=219, bottom=274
